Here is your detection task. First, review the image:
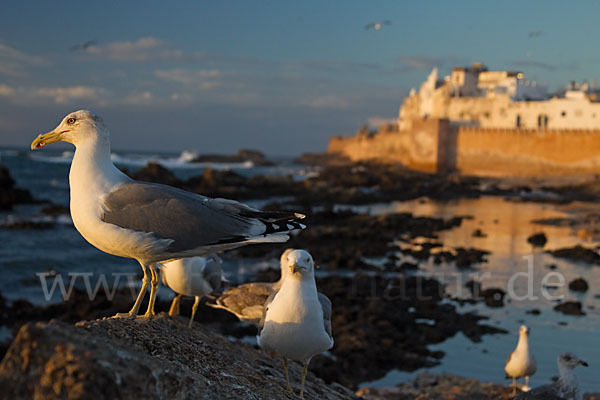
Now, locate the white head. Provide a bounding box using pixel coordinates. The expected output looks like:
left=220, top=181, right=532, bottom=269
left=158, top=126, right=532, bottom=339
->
left=558, top=352, right=588, bottom=371
left=31, top=110, right=108, bottom=150
left=519, top=325, right=530, bottom=338
left=279, top=248, right=295, bottom=279
left=285, top=249, right=315, bottom=280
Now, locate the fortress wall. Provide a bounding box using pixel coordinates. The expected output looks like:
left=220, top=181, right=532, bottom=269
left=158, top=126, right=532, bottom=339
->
left=327, top=119, right=600, bottom=176
left=455, top=126, right=600, bottom=176
left=328, top=130, right=412, bottom=163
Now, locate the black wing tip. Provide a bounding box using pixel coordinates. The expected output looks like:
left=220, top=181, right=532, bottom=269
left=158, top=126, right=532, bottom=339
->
left=262, top=217, right=306, bottom=235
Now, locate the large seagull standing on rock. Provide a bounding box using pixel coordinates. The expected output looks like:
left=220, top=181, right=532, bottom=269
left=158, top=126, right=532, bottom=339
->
left=31, top=110, right=306, bottom=319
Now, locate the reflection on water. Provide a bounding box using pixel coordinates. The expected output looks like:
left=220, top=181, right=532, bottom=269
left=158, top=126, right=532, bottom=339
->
left=357, top=197, right=600, bottom=393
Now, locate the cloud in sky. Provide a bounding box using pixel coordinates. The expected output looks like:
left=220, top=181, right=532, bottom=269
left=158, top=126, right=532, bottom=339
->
left=0, top=41, right=48, bottom=77
left=396, top=55, right=464, bottom=71
left=154, top=68, right=221, bottom=89
left=0, top=84, right=107, bottom=105
left=511, top=60, right=557, bottom=71
left=285, top=59, right=383, bottom=74
left=84, top=37, right=205, bottom=62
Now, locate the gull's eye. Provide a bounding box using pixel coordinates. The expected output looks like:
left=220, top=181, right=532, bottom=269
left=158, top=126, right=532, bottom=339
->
left=67, top=117, right=76, bottom=124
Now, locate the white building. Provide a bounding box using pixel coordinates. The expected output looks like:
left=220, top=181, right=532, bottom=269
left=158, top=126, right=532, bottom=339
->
left=399, top=63, right=600, bottom=130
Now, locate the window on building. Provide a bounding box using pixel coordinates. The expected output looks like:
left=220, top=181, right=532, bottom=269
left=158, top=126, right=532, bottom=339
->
left=516, top=115, right=521, bottom=128
left=561, top=111, right=567, bottom=117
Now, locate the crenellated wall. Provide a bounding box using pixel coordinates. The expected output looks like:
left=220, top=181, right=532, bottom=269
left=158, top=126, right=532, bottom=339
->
left=328, top=118, right=600, bottom=176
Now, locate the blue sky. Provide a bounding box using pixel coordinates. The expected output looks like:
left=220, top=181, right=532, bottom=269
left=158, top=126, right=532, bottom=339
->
left=1, top=0, right=599, bottom=155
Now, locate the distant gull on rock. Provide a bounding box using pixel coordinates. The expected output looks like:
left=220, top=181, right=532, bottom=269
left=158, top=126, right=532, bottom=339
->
left=160, top=255, right=222, bottom=328
left=257, top=249, right=333, bottom=399
left=30, top=110, right=306, bottom=319
left=516, top=352, right=588, bottom=400
left=206, top=248, right=294, bottom=324
left=505, top=325, right=537, bottom=394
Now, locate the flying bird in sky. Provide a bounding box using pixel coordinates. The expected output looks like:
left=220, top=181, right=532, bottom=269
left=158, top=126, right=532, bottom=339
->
left=528, top=31, right=543, bottom=38
left=365, top=20, right=391, bottom=31
left=69, top=40, right=97, bottom=52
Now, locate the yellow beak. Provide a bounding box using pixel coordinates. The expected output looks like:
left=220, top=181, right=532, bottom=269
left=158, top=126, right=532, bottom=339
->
left=30, top=130, right=63, bottom=150
left=289, top=263, right=298, bottom=273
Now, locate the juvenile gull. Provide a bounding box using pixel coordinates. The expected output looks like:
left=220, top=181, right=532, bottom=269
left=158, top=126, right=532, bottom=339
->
left=160, top=255, right=222, bottom=328
left=505, top=325, right=537, bottom=394
left=257, top=249, right=333, bottom=399
left=516, top=352, right=588, bottom=400
left=206, top=248, right=294, bottom=324
left=30, top=110, right=306, bottom=318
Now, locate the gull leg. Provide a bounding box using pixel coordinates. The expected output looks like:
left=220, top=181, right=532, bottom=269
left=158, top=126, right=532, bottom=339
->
left=113, top=262, right=150, bottom=318
left=282, top=357, right=292, bottom=393
left=524, top=375, right=530, bottom=391
left=142, top=264, right=159, bottom=319
left=169, top=294, right=182, bottom=316
left=188, top=296, right=200, bottom=328
left=512, top=377, right=516, bottom=395
left=299, top=362, right=308, bottom=400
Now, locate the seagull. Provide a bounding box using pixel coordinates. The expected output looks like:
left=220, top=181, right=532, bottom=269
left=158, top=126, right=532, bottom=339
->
left=505, top=325, right=537, bottom=395
left=160, top=255, right=222, bottom=328
left=70, top=39, right=97, bottom=52
left=30, top=110, right=306, bottom=319
left=528, top=31, right=543, bottom=38
left=516, top=352, right=588, bottom=400
left=206, top=248, right=294, bottom=324
left=365, top=20, right=392, bottom=31
left=257, top=249, right=333, bottom=399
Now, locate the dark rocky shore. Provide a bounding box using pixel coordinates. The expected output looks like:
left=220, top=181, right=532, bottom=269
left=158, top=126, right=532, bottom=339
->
left=2, top=157, right=600, bottom=398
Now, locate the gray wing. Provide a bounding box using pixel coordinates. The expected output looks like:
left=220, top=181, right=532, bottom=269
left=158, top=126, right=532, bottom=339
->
left=208, top=281, right=276, bottom=324
left=101, top=181, right=305, bottom=255
left=318, top=292, right=332, bottom=338
left=258, top=290, right=278, bottom=332
left=202, top=255, right=223, bottom=291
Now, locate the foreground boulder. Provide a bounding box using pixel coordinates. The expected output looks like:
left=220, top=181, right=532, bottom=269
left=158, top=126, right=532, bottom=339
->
left=0, top=316, right=356, bottom=400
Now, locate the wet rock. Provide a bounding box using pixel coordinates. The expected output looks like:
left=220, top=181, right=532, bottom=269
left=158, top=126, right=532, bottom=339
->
left=526, top=309, right=541, bottom=315
left=306, top=273, right=506, bottom=388
left=357, top=372, right=515, bottom=400
left=0, top=317, right=356, bottom=400
left=547, top=245, right=600, bottom=265
left=235, top=210, right=464, bottom=271
left=40, top=204, right=70, bottom=215
left=472, top=229, right=487, bottom=238
left=527, top=232, right=548, bottom=247
left=1, top=219, right=55, bottom=230
left=0, top=163, right=34, bottom=210
left=465, top=281, right=506, bottom=307
left=125, top=162, right=182, bottom=186
left=294, top=152, right=352, bottom=166
left=454, top=248, right=490, bottom=268
left=191, top=149, right=276, bottom=166
left=568, top=277, right=589, bottom=292
left=553, top=301, right=585, bottom=316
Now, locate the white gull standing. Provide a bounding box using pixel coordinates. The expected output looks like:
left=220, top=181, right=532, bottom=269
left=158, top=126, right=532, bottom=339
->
left=206, top=248, right=294, bottom=324
left=30, top=110, right=306, bottom=319
left=257, top=249, right=333, bottom=399
left=516, top=352, right=588, bottom=400
left=505, top=325, right=537, bottom=394
left=160, top=255, right=222, bottom=328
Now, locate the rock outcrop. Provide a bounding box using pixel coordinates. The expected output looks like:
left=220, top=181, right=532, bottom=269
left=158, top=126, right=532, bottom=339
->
left=0, top=162, right=34, bottom=210
left=0, top=316, right=357, bottom=400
